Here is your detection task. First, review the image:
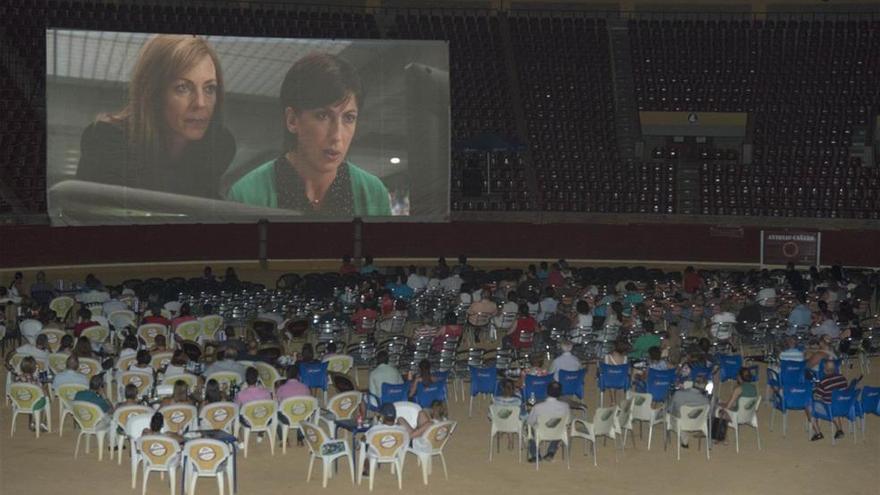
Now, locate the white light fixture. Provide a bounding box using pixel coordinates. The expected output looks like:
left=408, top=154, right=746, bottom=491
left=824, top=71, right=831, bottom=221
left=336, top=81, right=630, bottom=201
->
left=389, top=157, right=401, bottom=164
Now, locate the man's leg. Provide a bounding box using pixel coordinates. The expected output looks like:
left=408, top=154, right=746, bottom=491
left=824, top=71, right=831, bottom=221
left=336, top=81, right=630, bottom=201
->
left=544, top=440, right=560, bottom=460
left=527, top=439, right=538, bottom=460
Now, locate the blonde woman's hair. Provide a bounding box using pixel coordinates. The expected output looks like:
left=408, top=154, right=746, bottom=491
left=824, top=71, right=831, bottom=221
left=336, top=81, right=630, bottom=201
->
left=102, top=35, right=224, bottom=159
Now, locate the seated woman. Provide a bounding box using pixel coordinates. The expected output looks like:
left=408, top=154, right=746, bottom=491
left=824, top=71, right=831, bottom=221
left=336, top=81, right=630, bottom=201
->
left=201, top=378, right=227, bottom=405
left=161, top=379, right=195, bottom=407
left=72, top=336, right=96, bottom=359
left=163, top=350, right=189, bottom=377
left=503, top=303, right=537, bottom=350
left=408, top=359, right=436, bottom=399
left=518, top=354, right=549, bottom=390
left=151, top=335, right=169, bottom=354
left=396, top=400, right=448, bottom=449
left=226, top=52, right=390, bottom=216
left=142, top=412, right=185, bottom=444
left=129, top=350, right=154, bottom=375
left=602, top=338, right=630, bottom=405
left=431, top=312, right=463, bottom=352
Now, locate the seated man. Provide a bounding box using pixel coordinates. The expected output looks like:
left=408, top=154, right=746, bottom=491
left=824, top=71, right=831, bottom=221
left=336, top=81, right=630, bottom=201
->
left=808, top=359, right=849, bottom=441
left=52, top=355, right=89, bottom=391
left=629, top=321, right=662, bottom=360
left=467, top=290, right=497, bottom=343
left=666, top=378, right=710, bottom=448
left=549, top=340, right=581, bottom=382
left=235, top=367, right=271, bottom=406
left=204, top=347, right=247, bottom=383
left=526, top=381, right=570, bottom=462
left=73, top=375, right=114, bottom=429
left=275, top=365, right=310, bottom=401
left=368, top=350, right=403, bottom=401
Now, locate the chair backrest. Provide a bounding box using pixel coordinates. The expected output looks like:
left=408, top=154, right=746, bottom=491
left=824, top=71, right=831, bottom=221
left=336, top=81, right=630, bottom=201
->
left=119, top=371, right=154, bottom=401
left=161, top=373, right=197, bottom=392
left=81, top=325, right=109, bottom=344
left=381, top=382, right=409, bottom=404
left=393, top=401, right=422, bottom=428
left=205, top=372, right=240, bottom=390
left=598, top=363, right=631, bottom=391
left=365, top=426, right=409, bottom=460
left=174, top=320, right=203, bottom=342
left=862, top=386, right=880, bottom=416
left=240, top=399, right=277, bottom=429
left=116, top=354, right=138, bottom=373
left=150, top=352, right=173, bottom=371
left=534, top=412, right=570, bottom=441
left=677, top=404, right=709, bottom=431
left=40, top=329, right=67, bottom=353
left=8, top=353, right=25, bottom=372
left=559, top=368, right=586, bottom=399
left=50, top=296, right=75, bottom=321
left=57, top=383, right=88, bottom=404
left=324, top=355, right=354, bottom=374
left=108, top=309, right=136, bottom=324
left=159, top=404, right=198, bottom=433
left=422, top=420, right=457, bottom=452
left=300, top=420, right=331, bottom=456
left=689, top=364, right=713, bottom=382
left=829, top=389, right=857, bottom=417
left=615, top=397, right=634, bottom=433
left=164, top=301, right=182, bottom=316
left=779, top=360, right=807, bottom=386
left=497, top=312, right=517, bottom=329
left=199, top=315, right=224, bottom=339
left=489, top=404, right=522, bottom=433
left=185, top=438, right=231, bottom=474
left=779, top=383, right=812, bottom=410
left=646, top=368, right=676, bottom=403
left=388, top=315, right=407, bottom=334
left=298, top=361, right=329, bottom=390
left=590, top=406, right=618, bottom=438
left=523, top=374, right=553, bottom=403
left=48, top=352, right=71, bottom=374
left=734, top=396, right=761, bottom=425
left=278, top=396, right=318, bottom=426
left=125, top=413, right=153, bottom=443
left=137, top=324, right=167, bottom=347
left=717, top=354, right=743, bottom=382
left=78, top=357, right=101, bottom=379
left=250, top=362, right=281, bottom=390
left=470, top=366, right=498, bottom=396
left=138, top=435, right=181, bottom=469
left=200, top=402, right=239, bottom=431
left=415, top=380, right=446, bottom=408
left=630, top=392, right=657, bottom=421
left=71, top=400, right=107, bottom=431
left=9, top=383, right=45, bottom=411
left=114, top=405, right=152, bottom=431
left=327, top=391, right=361, bottom=421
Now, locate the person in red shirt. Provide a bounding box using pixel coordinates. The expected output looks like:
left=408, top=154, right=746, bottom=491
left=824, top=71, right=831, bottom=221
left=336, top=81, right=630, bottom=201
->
left=142, top=306, right=171, bottom=327
left=504, top=303, right=537, bottom=350
left=339, top=255, right=358, bottom=275
left=808, top=359, right=849, bottom=441
left=682, top=266, right=704, bottom=295
left=171, top=303, right=196, bottom=331
left=351, top=302, right=379, bottom=335
left=432, top=312, right=463, bottom=352
left=546, top=262, right=565, bottom=288
left=73, top=307, right=99, bottom=337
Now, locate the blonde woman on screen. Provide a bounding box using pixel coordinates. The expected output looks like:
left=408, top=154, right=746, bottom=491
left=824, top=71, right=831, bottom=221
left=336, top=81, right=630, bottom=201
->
left=76, top=34, right=236, bottom=198
left=226, top=52, right=390, bottom=216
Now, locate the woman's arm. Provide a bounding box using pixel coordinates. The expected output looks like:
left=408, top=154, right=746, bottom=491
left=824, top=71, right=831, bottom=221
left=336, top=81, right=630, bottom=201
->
left=724, top=385, right=742, bottom=410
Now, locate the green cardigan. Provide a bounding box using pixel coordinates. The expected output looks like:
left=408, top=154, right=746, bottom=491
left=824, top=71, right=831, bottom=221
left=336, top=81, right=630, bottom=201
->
left=227, top=159, right=392, bottom=216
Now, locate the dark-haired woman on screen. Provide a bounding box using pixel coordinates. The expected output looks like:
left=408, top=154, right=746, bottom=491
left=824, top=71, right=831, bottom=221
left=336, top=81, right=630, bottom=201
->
left=76, top=35, right=235, bottom=198
left=226, top=53, right=391, bottom=216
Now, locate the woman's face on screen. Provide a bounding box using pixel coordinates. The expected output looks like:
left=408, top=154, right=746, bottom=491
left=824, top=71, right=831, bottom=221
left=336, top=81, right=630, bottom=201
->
left=163, top=56, right=218, bottom=144
left=287, top=94, right=358, bottom=175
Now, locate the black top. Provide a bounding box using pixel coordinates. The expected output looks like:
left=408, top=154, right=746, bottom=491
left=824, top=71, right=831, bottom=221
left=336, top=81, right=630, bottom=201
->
left=76, top=120, right=236, bottom=199
left=273, top=155, right=354, bottom=216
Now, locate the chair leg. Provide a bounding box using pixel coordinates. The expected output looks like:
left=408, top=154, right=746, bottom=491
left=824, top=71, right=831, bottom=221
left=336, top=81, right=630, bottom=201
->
left=306, top=453, right=315, bottom=483
left=347, top=453, right=355, bottom=485
left=169, top=468, right=176, bottom=495
left=421, top=455, right=429, bottom=485
left=397, top=459, right=404, bottom=490
left=440, top=453, right=448, bottom=479
left=369, top=459, right=376, bottom=492
left=142, top=469, right=150, bottom=495
left=268, top=427, right=275, bottom=456
left=243, top=429, right=250, bottom=458
left=488, top=432, right=493, bottom=462
left=735, top=425, right=740, bottom=453
left=75, top=432, right=82, bottom=458
left=282, top=427, right=288, bottom=455
left=98, top=432, right=105, bottom=461
left=592, top=440, right=597, bottom=467
left=34, top=410, right=40, bottom=438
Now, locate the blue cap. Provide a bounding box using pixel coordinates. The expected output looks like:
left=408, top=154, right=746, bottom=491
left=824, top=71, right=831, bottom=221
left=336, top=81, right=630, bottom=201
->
left=380, top=403, right=397, bottom=420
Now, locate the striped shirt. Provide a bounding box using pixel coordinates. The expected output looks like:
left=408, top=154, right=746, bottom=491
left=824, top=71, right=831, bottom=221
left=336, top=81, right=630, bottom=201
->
left=813, top=374, right=847, bottom=404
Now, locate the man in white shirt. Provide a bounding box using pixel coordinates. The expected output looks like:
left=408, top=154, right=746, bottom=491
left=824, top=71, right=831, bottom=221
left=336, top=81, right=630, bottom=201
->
left=439, top=274, right=463, bottom=293
left=526, top=381, right=570, bottom=462
left=102, top=290, right=128, bottom=316
left=368, top=350, right=403, bottom=401
left=538, top=288, right=559, bottom=323
left=52, top=355, right=89, bottom=391
left=549, top=341, right=581, bottom=381
left=9, top=334, right=50, bottom=368
left=406, top=266, right=429, bottom=291
left=204, top=348, right=247, bottom=382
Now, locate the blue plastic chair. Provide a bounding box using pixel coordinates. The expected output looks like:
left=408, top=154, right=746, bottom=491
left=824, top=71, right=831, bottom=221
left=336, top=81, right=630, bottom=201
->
left=689, top=364, right=713, bottom=383
left=522, top=374, right=553, bottom=404
left=298, top=361, right=329, bottom=403
left=770, top=382, right=812, bottom=437
left=857, top=386, right=880, bottom=437
left=468, top=366, right=497, bottom=416
left=645, top=368, right=676, bottom=404
left=717, top=354, right=743, bottom=383
left=414, top=380, right=447, bottom=408
left=381, top=382, right=410, bottom=405
left=767, top=359, right=807, bottom=397
left=811, top=388, right=858, bottom=444
left=598, top=363, right=630, bottom=406
left=558, top=368, right=586, bottom=399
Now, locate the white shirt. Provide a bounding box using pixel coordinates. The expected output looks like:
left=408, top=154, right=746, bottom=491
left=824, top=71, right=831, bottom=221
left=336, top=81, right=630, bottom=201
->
left=19, top=319, right=43, bottom=346
left=368, top=363, right=403, bottom=398
left=576, top=314, right=593, bottom=329
left=103, top=299, right=128, bottom=316
left=440, top=275, right=463, bottom=293
left=15, top=343, right=49, bottom=365
left=500, top=301, right=519, bottom=314
left=52, top=369, right=89, bottom=390
left=538, top=298, right=558, bottom=322
left=163, top=364, right=186, bottom=377
left=549, top=351, right=581, bottom=381
left=406, top=274, right=428, bottom=291
left=527, top=397, right=570, bottom=426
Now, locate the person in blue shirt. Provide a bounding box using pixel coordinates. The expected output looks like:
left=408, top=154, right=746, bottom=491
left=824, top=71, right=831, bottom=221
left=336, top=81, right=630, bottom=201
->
left=787, top=293, right=813, bottom=334
left=386, top=270, right=414, bottom=301
left=360, top=255, right=378, bottom=275
left=536, top=261, right=549, bottom=282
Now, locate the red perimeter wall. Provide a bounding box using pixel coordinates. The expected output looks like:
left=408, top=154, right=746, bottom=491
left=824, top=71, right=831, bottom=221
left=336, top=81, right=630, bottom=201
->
left=1, top=222, right=878, bottom=268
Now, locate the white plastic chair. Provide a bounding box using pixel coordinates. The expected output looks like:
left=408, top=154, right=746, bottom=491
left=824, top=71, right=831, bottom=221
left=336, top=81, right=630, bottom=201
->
left=112, top=405, right=152, bottom=464
left=570, top=406, right=618, bottom=466
left=199, top=315, right=224, bottom=341
left=407, top=420, right=457, bottom=485
left=40, top=328, right=67, bottom=352
left=163, top=301, right=182, bottom=317
left=528, top=412, right=570, bottom=470
left=320, top=391, right=361, bottom=439
left=301, top=421, right=355, bottom=487
left=9, top=383, right=51, bottom=438
left=253, top=362, right=282, bottom=390
left=159, top=404, right=198, bottom=434
left=358, top=426, right=410, bottom=491
left=117, top=371, right=154, bottom=403
left=183, top=438, right=233, bottom=495
left=48, top=352, right=71, bottom=375
left=199, top=402, right=239, bottom=435
left=630, top=392, right=665, bottom=449
left=614, top=396, right=637, bottom=450
left=240, top=399, right=278, bottom=457
left=666, top=404, right=711, bottom=460
left=56, top=382, right=88, bottom=436
left=49, top=296, right=75, bottom=322
left=717, top=396, right=762, bottom=453
left=19, top=319, right=43, bottom=345
left=174, top=320, right=203, bottom=342
left=71, top=400, right=112, bottom=460
left=393, top=401, right=422, bottom=429
left=277, top=396, right=318, bottom=454
left=126, top=413, right=153, bottom=488
left=324, top=354, right=354, bottom=376
left=150, top=352, right=174, bottom=372
left=81, top=325, right=110, bottom=347
left=77, top=357, right=102, bottom=379
left=488, top=404, right=524, bottom=462
left=137, top=324, right=167, bottom=348
left=137, top=435, right=181, bottom=495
